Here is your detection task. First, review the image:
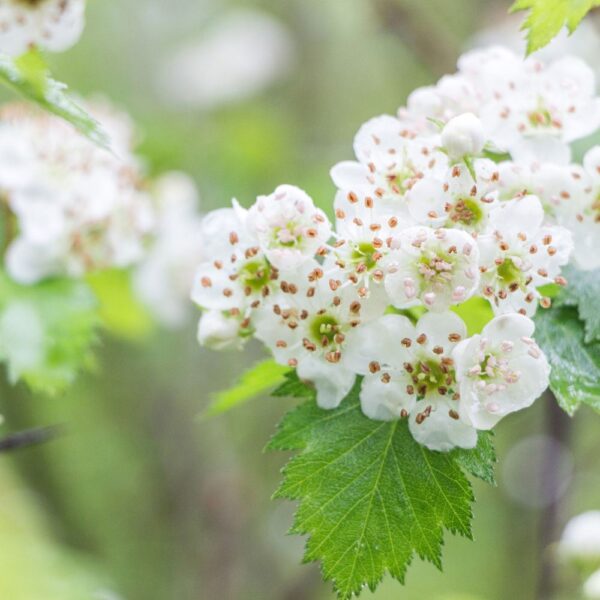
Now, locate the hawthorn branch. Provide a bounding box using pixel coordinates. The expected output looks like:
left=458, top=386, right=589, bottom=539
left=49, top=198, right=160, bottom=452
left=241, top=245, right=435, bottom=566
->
left=0, top=425, right=64, bottom=453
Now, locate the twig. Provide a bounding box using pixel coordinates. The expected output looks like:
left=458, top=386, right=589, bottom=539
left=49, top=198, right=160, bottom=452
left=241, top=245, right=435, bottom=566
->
left=0, top=424, right=65, bottom=453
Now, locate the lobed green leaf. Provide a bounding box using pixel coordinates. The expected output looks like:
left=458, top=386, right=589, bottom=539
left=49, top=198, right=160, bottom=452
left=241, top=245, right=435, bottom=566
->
left=510, top=0, right=600, bottom=54
left=268, top=377, right=496, bottom=598
left=535, top=305, right=600, bottom=415
left=555, top=265, right=600, bottom=343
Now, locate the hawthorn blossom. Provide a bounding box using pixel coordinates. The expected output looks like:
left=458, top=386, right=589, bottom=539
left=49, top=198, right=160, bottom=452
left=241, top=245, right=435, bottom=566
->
left=0, top=105, right=154, bottom=284
left=246, top=185, right=331, bottom=270
left=191, top=202, right=276, bottom=343
left=478, top=195, right=572, bottom=316
left=345, top=312, right=477, bottom=451
left=253, top=264, right=384, bottom=409
left=134, top=172, right=204, bottom=328
left=330, top=115, right=447, bottom=214
left=454, top=313, right=549, bottom=429
left=0, top=0, right=86, bottom=57
left=406, top=159, right=499, bottom=233
left=383, top=226, right=480, bottom=311
left=585, top=571, right=600, bottom=600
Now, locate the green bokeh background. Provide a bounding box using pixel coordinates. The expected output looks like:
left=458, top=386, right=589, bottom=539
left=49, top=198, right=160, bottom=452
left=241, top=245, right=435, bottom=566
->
left=0, top=1, right=599, bottom=599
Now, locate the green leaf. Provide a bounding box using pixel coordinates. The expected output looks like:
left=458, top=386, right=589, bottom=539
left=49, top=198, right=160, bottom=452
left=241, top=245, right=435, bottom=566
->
left=268, top=378, right=495, bottom=598
left=0, top=272, right=99, bottom=395
left=86, top=269, right=154, bottom=341
left=535, top=305, right=600, bottom=415
left=555, top=265, right=600, bottom=343
left=510, top=0, right=600, bottom=54
left=201, top=359, right=289, bottom=419
left=0, top=50, right=109, bottom=148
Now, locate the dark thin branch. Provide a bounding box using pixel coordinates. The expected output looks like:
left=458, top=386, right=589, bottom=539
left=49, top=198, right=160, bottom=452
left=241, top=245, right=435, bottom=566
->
left=0, top=425, right=65, bottom=453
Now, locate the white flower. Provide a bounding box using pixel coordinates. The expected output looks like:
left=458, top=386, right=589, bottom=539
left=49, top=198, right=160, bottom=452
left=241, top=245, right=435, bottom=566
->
left=0, top=105, right=154, bottom=284
left=330, top=115, right=447, bottom=214
left=478, top=195, right=572, bottom=316
left=134, top=172, right=204, bottom=328
left=547, top=147, right=600, bottom=271
left=253, top=264, right=383, bottom=409
left=585, top=570, right=600, bottom=600
left=246, top=185, right=331, bottom=270
left=331, top=189, right=406, bottom=302
left=441, top=113, right=485, bottom=161
left=197, top=310, right=247, bottom=351
left=191, top=202, right=274, bottom=321
left=383, top=226, right=480, bottom=311
left=0, top=0, right=85, bottom=57
left=344, top=312, right=477, bottom=451
left=454, top=313, right=549, bottom=429
left=560, top=512, right=600, bottom=565
left=406, top=159, right=499, bottom=233
left=476, top=53, right=600, bottom=163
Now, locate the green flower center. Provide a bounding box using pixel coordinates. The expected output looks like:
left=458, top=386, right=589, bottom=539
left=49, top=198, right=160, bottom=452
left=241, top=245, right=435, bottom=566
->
left=411, top=357, right=456, bottom=398
left=309, top=314, right=340, bottom=345
left=240, top=260, right=272, bottom=292
left=448, top=198, right=484, bottom=227
left=497, top=258, right=523, bottom=286
left=351, top=242, right=378, bottom=270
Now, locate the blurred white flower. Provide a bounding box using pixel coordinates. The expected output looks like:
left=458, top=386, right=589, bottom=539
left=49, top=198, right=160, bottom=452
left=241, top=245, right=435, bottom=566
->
left=585, top=570, right=600, bottom=599
left=134, top=172, right=204, bottom=328
left=0, top=103, right=155, bottom=284
left=561, top=512, right=600, bottom=565
left=157, top=9, right=295, bottom=109
left=0, top=0, right=85, bottom=57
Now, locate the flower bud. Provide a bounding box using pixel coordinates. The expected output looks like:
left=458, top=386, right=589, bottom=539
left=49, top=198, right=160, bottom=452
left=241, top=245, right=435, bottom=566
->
left=197, top=311, right=243, bottom=351
left=441, top=113, right=485, bottom=160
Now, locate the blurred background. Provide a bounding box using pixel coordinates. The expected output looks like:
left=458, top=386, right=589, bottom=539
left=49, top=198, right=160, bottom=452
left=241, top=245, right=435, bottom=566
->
left=0, top=0, right=599, bottom=598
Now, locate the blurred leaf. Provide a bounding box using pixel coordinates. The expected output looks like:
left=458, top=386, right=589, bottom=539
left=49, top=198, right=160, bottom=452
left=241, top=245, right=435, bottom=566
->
left=0, top=50, right=109, bottom=148
left=555, top=265, right=600, bottom=343
left=535, top=305, right=600, bottom=415
left=202, top=359, right=288, bottom=419
left=451, top=297, right=494, bottom=336
left=0, top=272, right=98, bottom=395
left=87, top=269, right=154, bottom=341
left=510, top=0, right=600, bottom=54
left=268, top=377, right=495, bottom=599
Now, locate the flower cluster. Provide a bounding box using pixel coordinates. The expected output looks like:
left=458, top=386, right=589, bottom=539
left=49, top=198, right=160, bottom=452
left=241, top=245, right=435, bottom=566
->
left=0, top=101, right=205, bottom=329
left=191, top=46, right=600, bottom=452
left=0, top=103, right=154, bottom=284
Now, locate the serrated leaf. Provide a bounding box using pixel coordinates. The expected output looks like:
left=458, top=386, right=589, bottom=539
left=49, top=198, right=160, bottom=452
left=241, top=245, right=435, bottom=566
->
left=535, top=305, right=600, bottom=415
left=0, top=51, right=109, bottom=148
left=201, top=359, right=289, bottom=419
left=555, top=265, right=600, bottom=343
left=0, top=272, right=99, bottom=395
left=510, top=0, right=600, bottom=54
left=268, top=378, right=495, bottom=598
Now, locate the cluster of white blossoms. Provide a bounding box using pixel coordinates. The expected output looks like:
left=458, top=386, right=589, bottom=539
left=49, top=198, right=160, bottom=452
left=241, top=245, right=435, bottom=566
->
left=0, top=103, right=155, bottom=284
left=0, top=101, right=205, bottom=329
left=193, top=46, right=600, bottom=451
left=0, top=0, right=85, bottom=57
